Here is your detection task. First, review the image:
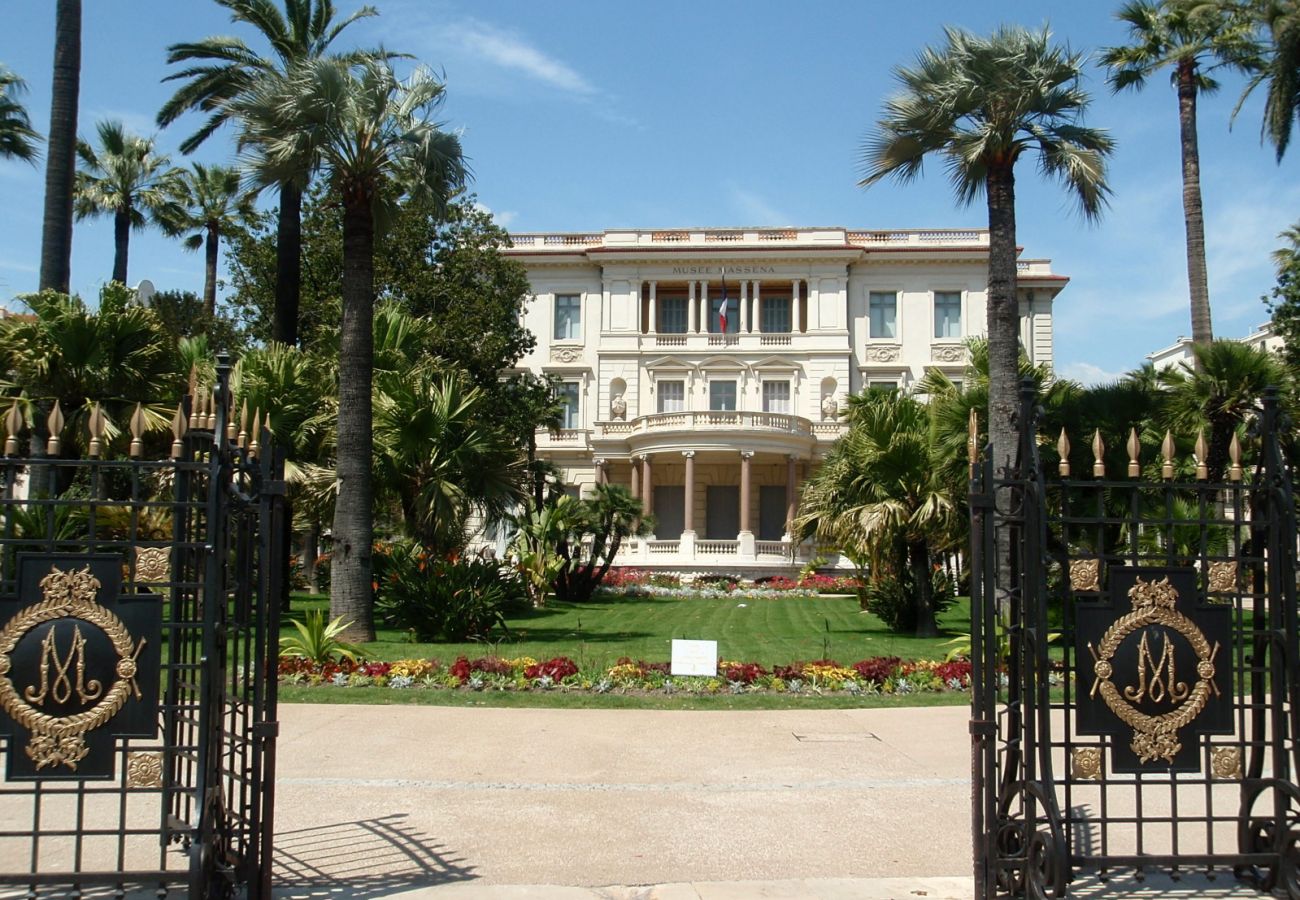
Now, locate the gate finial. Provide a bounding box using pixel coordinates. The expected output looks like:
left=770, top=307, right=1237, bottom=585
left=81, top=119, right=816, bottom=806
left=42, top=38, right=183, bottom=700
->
left=1194, top=429, right=1208, bottom=481
left=205, top=388, right=218, bottom=432
left=4, top=402, right=21, bottom=456
left=47, top=401, right=64, bottom=456
left=1161, top=430, right=1175, bottom=480
left=129, top=403, right=146, bottom=458
left=1127, top=428, right=1141, bottom=478
left=1228, top=432, right=1242, bottom=482
left=1057, top=428, right=1070, bottom=476
left=967, top=407, right=978, bottom=477
left=1092, top=429, right=1105, bottom=477
left=87, top=403, right=104, bottom=458
left=249, top=407, right=262, bottom=458
left=237, top=400, right=249, bottom=450
left=171, top=403, right=187, bottom=459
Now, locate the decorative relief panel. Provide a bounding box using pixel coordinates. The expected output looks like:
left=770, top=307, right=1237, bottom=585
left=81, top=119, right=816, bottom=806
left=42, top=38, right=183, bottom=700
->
left=865, top=345, right=901, bottom=363
left=550, top=346, right=583, bottom=364
left=931, top=344, right=965, bottom=363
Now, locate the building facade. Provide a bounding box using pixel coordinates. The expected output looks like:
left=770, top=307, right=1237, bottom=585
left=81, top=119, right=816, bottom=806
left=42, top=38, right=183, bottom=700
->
left=506, top=227, right=1068, bottom=572
left=1147, top=321, right=1285, bottom=371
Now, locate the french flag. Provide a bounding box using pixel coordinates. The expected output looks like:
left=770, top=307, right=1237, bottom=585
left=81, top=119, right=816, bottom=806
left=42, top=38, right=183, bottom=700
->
left=719, top=267, right=728, bottom=332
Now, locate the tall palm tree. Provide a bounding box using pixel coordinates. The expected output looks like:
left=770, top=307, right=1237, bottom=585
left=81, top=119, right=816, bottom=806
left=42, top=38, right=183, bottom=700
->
left=171, top=163, right=255, bottom=317
left=1102, top=1, right=1258, bottom=351
left=74, top=121, right=184, bottom=285
left=39, top=0, right=80, bottom=293
left=860, top=25, right=1113, bottom=483
left=234, top=57, right=467, bottom=641
left=795, top=390, right=959, bottom=637
left=1223, top=0, right=1300, bottom=159
left=0, top=67, right=40, bottom=162
left=158, top=0, right=385, bottom=347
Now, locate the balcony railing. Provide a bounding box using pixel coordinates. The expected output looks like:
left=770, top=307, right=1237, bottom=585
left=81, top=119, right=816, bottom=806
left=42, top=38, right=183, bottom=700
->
left=607, top=410, right=814, bottom=438
left=697, top=540, right=739, bottom=555
left=508, top=227, right=989, bottom=252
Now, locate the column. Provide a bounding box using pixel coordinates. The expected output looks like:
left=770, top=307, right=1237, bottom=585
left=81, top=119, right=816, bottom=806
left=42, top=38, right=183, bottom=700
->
left=682, top=451, right=696, bottom=533
left=738, top=450, right=755, bottom=558
left=793, top=279, right=803, bottom=333
left=648, top=281, right=657, bottom=334
left=739, top=281, right=749, bottom=333
left=630, top=458, right=640, bottom=499
left=595, top=458, right=607, bottom=486
left=641, top=454, right=654, bottom=516
left=753, top=280, right=761, bottom=333
left=688, top=281, right=697, bottom=333
left=700, top=280, right=709, bottom=332
left=784, top=455, right=798, bottom=540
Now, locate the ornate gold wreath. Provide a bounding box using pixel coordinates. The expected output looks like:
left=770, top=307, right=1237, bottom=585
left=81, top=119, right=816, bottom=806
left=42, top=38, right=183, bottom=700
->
left=0, top=565, right=145, bottom=771
left=1088, top=576, right=1220, bottom=765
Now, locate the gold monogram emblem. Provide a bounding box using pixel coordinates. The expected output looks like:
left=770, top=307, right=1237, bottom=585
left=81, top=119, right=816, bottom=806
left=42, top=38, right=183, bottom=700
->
left=0, top=565, right=146, bottom=771
left=1088, top=576, right=1220, bottom=765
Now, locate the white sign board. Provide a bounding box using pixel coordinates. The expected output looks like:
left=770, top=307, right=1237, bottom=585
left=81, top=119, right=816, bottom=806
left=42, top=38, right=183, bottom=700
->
left=671, top=639, right=718, bottom=677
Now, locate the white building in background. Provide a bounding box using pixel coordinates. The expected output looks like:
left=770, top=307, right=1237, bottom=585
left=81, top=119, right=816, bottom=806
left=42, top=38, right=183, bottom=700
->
left=1147, top=321, right=1286, bottom=371
left=506, top=226, right=1068, bottom=573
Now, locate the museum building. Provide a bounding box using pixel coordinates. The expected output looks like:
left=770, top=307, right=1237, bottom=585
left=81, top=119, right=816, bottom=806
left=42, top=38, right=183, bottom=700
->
left=504, top=226, right=1067, bottom=572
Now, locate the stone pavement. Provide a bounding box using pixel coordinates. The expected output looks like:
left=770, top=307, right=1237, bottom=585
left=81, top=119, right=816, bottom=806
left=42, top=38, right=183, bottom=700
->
left=270, top=703, right=1286, bottom=899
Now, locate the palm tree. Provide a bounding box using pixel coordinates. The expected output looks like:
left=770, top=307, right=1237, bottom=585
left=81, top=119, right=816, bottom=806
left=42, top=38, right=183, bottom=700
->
left=234, top=58, right=467, bottom=641
left=372, top=369, right=525, bottom=555
left=158, top=0, right=385, bottom=347
left=1102, top=1, right=1257, bottom=351
left=0, top=67, right=40, bottom=162
left=39, top=0, right=80, bottom=293
left=860, top=25, right=1113, bottom=484
left=74, top=121, right=184, bottom=285
left=1159, top=339, right=1291, bottom=480
left=171, top=163, right=255, bottom=318
left=1224, top=0, right=1300, bottom=158
left=795, top=390, right=960, bottom=637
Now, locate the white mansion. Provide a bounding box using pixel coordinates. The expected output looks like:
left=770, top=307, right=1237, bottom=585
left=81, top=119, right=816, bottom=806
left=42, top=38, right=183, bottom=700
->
left=506, top=226, right=1067, bottom=572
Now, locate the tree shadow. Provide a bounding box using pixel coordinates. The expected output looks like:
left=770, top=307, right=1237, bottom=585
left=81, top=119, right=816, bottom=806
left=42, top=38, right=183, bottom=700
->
left=272, top=813, right=477, bottom=899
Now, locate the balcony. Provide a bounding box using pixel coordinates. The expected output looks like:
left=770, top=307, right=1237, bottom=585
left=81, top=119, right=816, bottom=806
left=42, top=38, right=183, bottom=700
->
left=606, top=410, right=812, bottom=438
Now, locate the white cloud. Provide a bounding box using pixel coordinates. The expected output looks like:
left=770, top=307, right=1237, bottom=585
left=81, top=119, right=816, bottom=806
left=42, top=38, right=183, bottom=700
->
left=442, top=19, right=595, bottom=97
left=728, top=185, right=789, bottom=226
left=473, top=201, right=518, bottom=228
left=1057, top=361, right=1128, bottom=386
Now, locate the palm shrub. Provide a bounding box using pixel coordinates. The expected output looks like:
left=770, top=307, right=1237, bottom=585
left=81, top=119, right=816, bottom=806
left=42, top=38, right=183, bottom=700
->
left=373, top=540, right=525, bottom=641
left=279, top=609, right=363, bottom=664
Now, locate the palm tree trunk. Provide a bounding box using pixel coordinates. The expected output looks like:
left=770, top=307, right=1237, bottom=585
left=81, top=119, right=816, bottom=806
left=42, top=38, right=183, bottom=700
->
left=274, top=181, right=302, bottom=346
left=304, top=520, right=321, bottom=593
left=38, top=0, right=80, bottom=294
left=203, top=223, right=219, bottom=319
left=112, top=208, right=130, bottom=284
left=1178, top=59, right=1213, bottom=352
left=909, top=539, right=937, bottom=638
left=330, top=194, right=376, bottom=642
left=985, top=160, right=1020, bottom=481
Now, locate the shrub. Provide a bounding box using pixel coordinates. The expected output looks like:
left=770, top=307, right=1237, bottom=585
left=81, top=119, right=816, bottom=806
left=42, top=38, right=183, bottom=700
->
left=375, top=541, right=527, bottom=641
left=279, top=610, right=364, bottom=664
left=525, top=657, right=578, bottom=680
left=692, top=573, right=739, bottom=590
left=862, top=569, right=955, bottom=633
left=852, top=656, right=903, bottom=685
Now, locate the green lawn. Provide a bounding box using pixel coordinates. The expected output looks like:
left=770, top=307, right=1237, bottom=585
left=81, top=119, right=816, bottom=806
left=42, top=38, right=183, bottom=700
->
left=285, top=591, right=973, bottom=668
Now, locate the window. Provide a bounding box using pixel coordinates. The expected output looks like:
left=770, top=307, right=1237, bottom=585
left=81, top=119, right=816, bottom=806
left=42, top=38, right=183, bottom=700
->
left=556, top=381, right=580, bottom=429
left=869, top=291, right=897, bottom=339
left=950, top=379, right=964, bottom=393
left=934, top=291, right=962, bottom=339
left=708, top=295, right=740, bottom=333
left=709, top=380, right=737, bottom=410
left=657, top=380, right=685, bottom=413
left=760, top=297, right=791, bottom=334
left=762, top=380, right=791, bottom=413
left=869, top=381, right=898, bottom=393
left=554, top=294, right=581, bottom=341
left=659, top=297, right=687, bottom=334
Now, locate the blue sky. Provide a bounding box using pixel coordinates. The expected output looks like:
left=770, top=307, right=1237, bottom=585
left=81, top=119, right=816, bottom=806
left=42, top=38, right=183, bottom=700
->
left=2, top=1, right=1298, bottom=384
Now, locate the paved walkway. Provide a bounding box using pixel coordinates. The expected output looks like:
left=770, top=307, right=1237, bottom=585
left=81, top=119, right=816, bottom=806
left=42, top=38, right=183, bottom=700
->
left=271, top=703, right=1287, bottom=899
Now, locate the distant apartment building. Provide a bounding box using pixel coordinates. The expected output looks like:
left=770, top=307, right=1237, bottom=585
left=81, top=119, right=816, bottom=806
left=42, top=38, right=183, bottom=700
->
left=505, top=227, right=1068, bottom=572
left=1147, top=321, right=1285, bottom=371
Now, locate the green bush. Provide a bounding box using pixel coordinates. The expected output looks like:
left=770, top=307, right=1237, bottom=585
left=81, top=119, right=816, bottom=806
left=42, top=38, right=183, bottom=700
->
left=864, top=568, right=955, bottom=633
left=375, top=541, right=527, bottom=641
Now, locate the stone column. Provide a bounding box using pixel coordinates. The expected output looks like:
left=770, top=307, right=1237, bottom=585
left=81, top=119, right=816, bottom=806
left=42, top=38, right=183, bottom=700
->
left=738, top=450, right=755, bottom=558
left=784, top=454, right=798, bottom=540
left=595, top=458, right=607, bottom=486
left=700, top=280, right=709, bottom=332
left=688, top=281, right=697, bottom=334
left=793, top=279, right=803, bottom=333
left=630, top=458, right=640, bottom=499
left=682, top=451, right=696, bottom=533
left=642, top=454, right=654, bottom=515
left=753, top=280, right=761, bottom=333
left=648, top=281, right=657, bottom=334
left=739, top=280, right=749, bottom=333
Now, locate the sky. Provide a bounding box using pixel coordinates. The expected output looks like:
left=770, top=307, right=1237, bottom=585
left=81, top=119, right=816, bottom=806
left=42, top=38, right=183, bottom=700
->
left=2, top=0, right=1298, bottom=385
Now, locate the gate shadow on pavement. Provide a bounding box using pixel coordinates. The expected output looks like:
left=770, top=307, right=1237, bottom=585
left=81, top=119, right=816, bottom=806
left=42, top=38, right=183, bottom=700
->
left=273, top=814, right=477, bottom=898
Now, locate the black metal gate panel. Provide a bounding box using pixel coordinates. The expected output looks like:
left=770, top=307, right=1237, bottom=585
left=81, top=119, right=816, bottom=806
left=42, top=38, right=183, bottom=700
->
left=0, top=361, right=285, bottom=899
left=971, top=383, right=1300, bottom=898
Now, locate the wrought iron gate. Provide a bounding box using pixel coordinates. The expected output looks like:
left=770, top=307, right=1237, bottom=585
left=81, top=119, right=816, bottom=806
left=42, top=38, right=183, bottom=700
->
left=0, top=361, right=285, bottom=899
left=971, top=381, right=1300, bottom=898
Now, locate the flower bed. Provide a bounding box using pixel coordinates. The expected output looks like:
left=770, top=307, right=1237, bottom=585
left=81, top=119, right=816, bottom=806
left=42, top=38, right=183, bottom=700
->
left=277, top=653, right=975, bottom=695
left=596, top=569, right=862, bottom=600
